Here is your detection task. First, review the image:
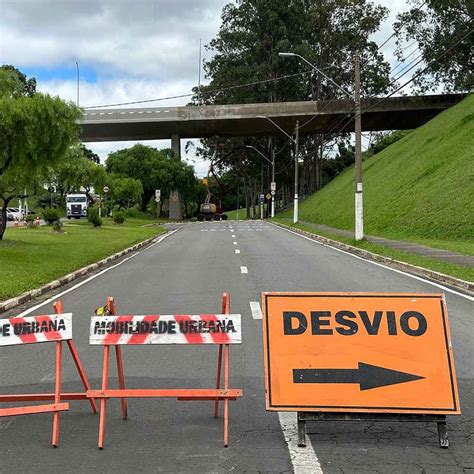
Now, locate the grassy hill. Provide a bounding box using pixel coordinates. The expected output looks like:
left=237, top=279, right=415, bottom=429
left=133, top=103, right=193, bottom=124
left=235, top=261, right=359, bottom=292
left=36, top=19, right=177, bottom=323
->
left=279, top=94, right=474, bottom=255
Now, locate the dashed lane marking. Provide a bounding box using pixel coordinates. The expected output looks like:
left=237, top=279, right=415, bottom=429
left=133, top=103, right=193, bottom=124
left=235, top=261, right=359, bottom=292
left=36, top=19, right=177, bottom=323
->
left=278, top=412, right=323, bottom=474
left=235, top=249, right=240, bottom=254
left=233, top=241, right=237, bottom=245
left=249, top=301, right=262, bottom=320
left=240, top=266, right=248, bottom=274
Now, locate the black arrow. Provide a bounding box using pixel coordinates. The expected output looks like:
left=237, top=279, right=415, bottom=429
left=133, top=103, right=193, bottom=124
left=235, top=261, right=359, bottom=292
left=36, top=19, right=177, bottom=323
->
left=293, top=362, right=424, bottom=390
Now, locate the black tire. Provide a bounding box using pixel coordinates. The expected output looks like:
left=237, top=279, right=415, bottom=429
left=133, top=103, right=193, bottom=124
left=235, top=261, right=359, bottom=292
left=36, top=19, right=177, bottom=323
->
left=221, top=214, right=228, bottom=220
left=213, top=214, right=221, bottom=221
left=197, top=214, right=205, bottom=221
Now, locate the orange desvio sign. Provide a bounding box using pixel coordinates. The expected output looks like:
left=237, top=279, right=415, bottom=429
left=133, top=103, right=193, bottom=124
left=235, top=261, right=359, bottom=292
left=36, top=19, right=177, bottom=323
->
left=262, top=292, right=460, bottom=415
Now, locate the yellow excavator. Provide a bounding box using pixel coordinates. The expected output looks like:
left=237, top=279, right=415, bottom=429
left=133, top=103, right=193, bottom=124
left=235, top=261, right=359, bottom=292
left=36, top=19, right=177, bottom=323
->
left=197, top=149, right=228, bottom=221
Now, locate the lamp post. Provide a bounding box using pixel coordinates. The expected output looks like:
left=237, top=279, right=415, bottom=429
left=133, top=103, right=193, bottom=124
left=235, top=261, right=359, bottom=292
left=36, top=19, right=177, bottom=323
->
left=279, top=51, right=363, bottom=240
left=257, top=116, right=300, bottom=223
left=245, top=145, right=276, bottom=218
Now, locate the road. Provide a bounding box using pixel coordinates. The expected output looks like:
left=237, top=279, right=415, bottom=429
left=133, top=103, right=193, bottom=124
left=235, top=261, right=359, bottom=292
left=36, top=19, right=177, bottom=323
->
left=0, top=221, right=472, bottom=473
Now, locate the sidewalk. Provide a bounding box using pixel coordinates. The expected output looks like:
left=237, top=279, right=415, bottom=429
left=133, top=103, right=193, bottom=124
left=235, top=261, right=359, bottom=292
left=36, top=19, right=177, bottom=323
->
left=297, top=220, right=474, bottom=268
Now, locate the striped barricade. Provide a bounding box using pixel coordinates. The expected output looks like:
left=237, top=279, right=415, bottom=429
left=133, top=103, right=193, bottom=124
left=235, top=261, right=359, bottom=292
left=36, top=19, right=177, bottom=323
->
left=0, top=301, right=97, bottom=447
left=87, top=293, right=242, bottom=448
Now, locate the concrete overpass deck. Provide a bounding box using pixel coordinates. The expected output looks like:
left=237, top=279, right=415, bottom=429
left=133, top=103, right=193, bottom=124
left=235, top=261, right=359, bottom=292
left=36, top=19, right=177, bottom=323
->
left=80, top=94, right=466, bottom=142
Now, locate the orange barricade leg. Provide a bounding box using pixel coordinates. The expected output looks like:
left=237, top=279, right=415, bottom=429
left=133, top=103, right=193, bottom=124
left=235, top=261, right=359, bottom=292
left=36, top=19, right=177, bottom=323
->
left=53, top=300, right=97, bottom=414
left=51, top=341, right=62, bottom=447
left=214, top=345, right=223, bottom=418
left=98, top=345, right=110, bottom=449
left=106, top=297, right=128, bottom=420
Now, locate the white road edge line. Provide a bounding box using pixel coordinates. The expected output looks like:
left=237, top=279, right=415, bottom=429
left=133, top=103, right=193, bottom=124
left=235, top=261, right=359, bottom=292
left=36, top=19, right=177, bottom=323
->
left=233, top=241, right=237, bottom=245
left=235, top=249, right=241, bottom=254
left=16, top=230, right=179, bottom=317
left=278, top=412, right=323, bottom=474
left=270, top=223, right=473, bottom=302
left=249, top=301, right=262, bottom=320
left=240, top=266, right=248, bottom=274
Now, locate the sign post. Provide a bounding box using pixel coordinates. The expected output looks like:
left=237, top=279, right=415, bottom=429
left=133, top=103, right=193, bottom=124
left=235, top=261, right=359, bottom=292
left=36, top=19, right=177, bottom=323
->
left=102, top=186, right=109, bottom=218
left=270, top=182, right=276, bottom=218
left=262, top=292, right=460, bottom=448
left=259, top=194, right=265, bottom=220
left=155, top=189, right=161, bottom=220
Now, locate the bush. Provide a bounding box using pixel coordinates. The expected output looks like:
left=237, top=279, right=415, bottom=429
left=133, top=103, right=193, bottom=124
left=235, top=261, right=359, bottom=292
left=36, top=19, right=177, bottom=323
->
left=123, top=207, right=141, bottom=218
left=52, top=220, right=63, bottom=232
left=113, top=211, right=125, bottom=225
left=87, top=205, right=102, bottom=227
left=42, top=208, right=60, bottom=225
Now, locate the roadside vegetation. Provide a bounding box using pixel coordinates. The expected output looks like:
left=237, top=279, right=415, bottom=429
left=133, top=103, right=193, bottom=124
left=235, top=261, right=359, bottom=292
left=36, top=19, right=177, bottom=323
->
left=278, top=95, right=474, bottom=259
left=0, top=218, right=165, bottom=300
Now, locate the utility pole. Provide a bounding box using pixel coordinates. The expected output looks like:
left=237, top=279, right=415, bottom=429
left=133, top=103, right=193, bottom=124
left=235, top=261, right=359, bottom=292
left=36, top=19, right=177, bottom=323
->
left=354, top=55, right=363, bottom=241
left=271, top=146, right=275, bottom=218
left=293, top=120, right=299, bottom=224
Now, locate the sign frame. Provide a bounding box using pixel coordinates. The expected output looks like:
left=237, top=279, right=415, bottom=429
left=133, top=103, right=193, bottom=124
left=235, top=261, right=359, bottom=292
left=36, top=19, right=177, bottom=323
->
left=262, top=292, right=460, bottom=415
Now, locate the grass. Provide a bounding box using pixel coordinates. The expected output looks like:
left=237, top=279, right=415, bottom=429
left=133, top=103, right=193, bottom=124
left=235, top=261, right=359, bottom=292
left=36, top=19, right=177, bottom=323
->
left=279, top=94, right=474, bottom=255
left=0, top=218, right=166, bottom=300
left=273, top=217, right=474, bottom=282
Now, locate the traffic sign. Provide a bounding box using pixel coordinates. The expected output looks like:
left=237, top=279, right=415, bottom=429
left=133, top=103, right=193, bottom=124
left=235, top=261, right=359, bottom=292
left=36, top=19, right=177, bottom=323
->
left=270, top=190, right=275, bottom=196
left=262, top=292, right=460, bottom=415
left=266, top=193, right=272, bottom=200
left=271, top=182, right=276, bottom=191
left=155, top=189, right=161, bottom=199
left=259, top=194, right=265, bottom=204
left=103, top=186, right=109, bottom=194
left=48, top=186, right=55, bottom=193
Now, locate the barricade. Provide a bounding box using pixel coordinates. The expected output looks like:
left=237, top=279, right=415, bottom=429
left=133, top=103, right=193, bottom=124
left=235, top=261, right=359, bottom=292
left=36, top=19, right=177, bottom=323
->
left=0, top=301, right=97, bottom=447
left=87, top=293, right=242, bottom=449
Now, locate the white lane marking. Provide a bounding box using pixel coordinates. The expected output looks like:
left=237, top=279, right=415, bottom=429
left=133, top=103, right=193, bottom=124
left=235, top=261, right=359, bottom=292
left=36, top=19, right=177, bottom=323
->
left=15, top=230, right=179, bottom=317
left=210, top=229, right=217, bottom=232
left=278, top=412, right=323, bottom=474
left=235, top=249, right=240, bottom=254
left=270, top=223, right=474, bottom=302
left=249, top=301, right=262, bottom=320
left=232, top=234, right=236, bottom=237
left=240, top=266, right=248, bottom=274
left=233, top=241, right=237, bottom=245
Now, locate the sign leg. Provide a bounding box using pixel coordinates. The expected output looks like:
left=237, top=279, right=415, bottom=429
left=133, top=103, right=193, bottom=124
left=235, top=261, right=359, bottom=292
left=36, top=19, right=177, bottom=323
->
left=297, top=413, right=306, bottom=447
left=214, top=345, right=223, bottom=418
left=51, top=341, right=62, bottom=447
left=438, top=420, right=449, bottom=448
left=98, top=346, right=110, bottom=449
left=223, top=344, right=230, bottom=447
left=115, top=346, right=128, bottom=420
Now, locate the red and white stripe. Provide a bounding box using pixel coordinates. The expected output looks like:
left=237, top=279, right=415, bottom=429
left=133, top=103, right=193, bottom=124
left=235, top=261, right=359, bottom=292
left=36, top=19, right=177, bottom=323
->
left=89, top=314, right=241, bottom=345
left=0, top=314, right=73, bottom=346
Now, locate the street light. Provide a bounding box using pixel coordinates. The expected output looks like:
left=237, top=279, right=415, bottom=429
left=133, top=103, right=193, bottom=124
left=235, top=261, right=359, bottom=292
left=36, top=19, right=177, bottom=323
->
left=75, top=61, right=80, bottom=107
left=279, top=51, right=363, bottom=240
left=257, top=116, right=300, bottom=224
left=278, top=52, right=352, bottom=98
left=246, top=145, right=276, bottom=218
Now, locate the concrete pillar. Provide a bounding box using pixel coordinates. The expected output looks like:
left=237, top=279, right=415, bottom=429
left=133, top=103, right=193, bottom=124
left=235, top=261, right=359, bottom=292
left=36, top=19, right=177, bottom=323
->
left=171, top=134, right=181, bottom=160
left=169, top=134, right=182, bottom=220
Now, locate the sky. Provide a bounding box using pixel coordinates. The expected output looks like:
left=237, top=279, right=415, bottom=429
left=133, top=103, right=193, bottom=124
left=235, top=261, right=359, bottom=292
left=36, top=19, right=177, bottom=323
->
left=0, top=0, right=413, bottom=176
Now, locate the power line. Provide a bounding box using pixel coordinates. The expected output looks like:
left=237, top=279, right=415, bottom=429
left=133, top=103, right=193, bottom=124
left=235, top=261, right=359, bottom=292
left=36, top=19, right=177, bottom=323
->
left=84, top=69, right=313, bottom=109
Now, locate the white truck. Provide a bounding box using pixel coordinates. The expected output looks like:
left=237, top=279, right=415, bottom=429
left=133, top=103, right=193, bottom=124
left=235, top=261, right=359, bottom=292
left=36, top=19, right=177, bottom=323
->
left=66, top=193, right=88, bottom=219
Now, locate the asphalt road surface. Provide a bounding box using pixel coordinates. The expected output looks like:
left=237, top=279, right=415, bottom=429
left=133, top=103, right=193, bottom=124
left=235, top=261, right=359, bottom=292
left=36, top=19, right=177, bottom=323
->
left=1, top=221, right=472, bottom=473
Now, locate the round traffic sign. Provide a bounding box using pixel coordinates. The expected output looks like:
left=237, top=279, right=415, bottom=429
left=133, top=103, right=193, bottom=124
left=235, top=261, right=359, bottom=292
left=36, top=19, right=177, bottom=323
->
left=103, top=186, right=110, bottom=193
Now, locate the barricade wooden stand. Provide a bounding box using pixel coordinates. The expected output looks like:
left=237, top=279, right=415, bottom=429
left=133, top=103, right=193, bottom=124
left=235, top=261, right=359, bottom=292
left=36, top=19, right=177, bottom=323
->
left=0, top=301, right=97, bottom=447
left=87, top=293, right=242, bottom=449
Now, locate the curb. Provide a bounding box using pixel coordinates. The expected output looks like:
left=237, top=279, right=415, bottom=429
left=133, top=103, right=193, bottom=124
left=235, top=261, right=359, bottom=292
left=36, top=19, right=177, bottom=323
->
left=272, top=222, right=474, bottom=297
left=0, top=231, right=168, bottom=314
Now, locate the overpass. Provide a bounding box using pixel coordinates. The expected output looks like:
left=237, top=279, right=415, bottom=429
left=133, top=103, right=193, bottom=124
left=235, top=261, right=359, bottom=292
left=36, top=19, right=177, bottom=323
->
left=80, top=94, right=465, bottom=144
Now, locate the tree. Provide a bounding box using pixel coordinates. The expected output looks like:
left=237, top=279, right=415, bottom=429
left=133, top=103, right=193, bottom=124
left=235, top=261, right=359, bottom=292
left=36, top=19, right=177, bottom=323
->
left=193, top=0, right=392, bottom=210
left=0, top=66, right=80, bottom=239
left=51, top=145, right=107, bottom=205
left=394, top=0, right=473, bottom=92
left=108, top=175, right=143, bottom=209
left=105, top=144, right=200, bottom=215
